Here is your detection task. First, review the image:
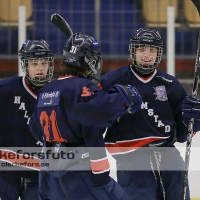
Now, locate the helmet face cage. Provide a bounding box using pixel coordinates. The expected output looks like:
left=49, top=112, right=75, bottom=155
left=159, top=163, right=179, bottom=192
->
left=19, top=40, right=54, bottom=86
left=63, top=32, right=102, bottom=79
left=20, top=57, right=54, bottom=86
left=129, top=28, right=163, bottom=75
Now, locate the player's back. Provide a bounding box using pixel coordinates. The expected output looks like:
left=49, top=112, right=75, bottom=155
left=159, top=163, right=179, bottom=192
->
left=37, top=76, right=100, bottom=145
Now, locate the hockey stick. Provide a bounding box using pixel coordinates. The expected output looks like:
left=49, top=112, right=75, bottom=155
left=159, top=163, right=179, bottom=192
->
left=182, top=1, right=200, bottom=199
left=50, top=13, right=73, bottom=38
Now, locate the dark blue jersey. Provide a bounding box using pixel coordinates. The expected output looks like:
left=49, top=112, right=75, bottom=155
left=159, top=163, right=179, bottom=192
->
left=29, top=75, right=127, bottom=186
left=0, top=76, right=40, bottom=180
left=0, top=77, right=38, bottom=147
left=99, top=65, right=194, bottom=157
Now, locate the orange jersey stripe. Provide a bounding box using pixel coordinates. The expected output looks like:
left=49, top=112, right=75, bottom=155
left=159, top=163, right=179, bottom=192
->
left=105, top=137, right=169, bottom=155
left=90, top=158, right=110, bottom=174
left=97, top=83, right=102, bottom=90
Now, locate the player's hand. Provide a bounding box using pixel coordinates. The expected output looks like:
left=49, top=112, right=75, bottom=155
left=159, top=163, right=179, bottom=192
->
left=182, top=95, right=200, bottom=118
left=109, top=84, right=142, bottom=114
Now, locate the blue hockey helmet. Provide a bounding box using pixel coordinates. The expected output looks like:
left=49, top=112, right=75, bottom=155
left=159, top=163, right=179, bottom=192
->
left=129, top=28, right=163, bottom=75
left=19, top=39, right=54, bottom=86
left=63, top=32, right=102, bottom=79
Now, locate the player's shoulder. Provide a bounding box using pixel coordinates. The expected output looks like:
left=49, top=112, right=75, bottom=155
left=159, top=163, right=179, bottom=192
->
left=100, top=65, right=130, bottom=83
left=38, top=79, right=58, bottom=93
left=155, top=70, right=185, bottom=94
left=76, top=77, right=99, bottom=91
left=60, top=76, right=98, bottom=89
left=156, top=70, right=180, bottom=84
left=102, top=65, right=130, bottom=77
left=39, top=76, right=98, bottom=93
left=0, top=76, right=22, bottom=87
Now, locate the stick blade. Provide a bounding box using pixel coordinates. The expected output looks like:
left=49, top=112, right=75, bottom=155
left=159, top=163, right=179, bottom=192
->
left=51, top=13, right=73, bottom=38
left=191, top=0, right=200, bottom=15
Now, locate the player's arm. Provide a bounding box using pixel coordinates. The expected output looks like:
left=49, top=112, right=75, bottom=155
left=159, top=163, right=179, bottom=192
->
left=70, top=83, right=142, bottom=127
left=169, top=81, right=188, bottom=142
left=169, top=80, right=199, bottom=142
left=182, top=95, right=200, bottom=135
left=82, top=125, right=128, bottom=199
left=83, top=126, right=111, bottom=186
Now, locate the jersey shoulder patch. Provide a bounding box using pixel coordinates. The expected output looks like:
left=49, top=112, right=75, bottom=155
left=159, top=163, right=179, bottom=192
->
left=38, top=90, right=60, bottom=107
left=81, top=87, right=94, bottom=97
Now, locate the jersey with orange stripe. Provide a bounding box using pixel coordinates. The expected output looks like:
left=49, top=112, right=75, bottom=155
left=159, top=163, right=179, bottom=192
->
left=99, top=64, right=200, bottom=200
left=99, top=65, right=200, bottom=158
left=29, top=75, right=129, bottom=187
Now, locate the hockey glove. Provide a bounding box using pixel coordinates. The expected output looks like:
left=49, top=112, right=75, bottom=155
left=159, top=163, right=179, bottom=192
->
left=182, top=95, right=200, bottom=119
left=109, top=84, right=142, bottom=114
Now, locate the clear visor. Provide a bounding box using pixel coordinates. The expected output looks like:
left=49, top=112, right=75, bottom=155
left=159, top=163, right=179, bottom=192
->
left=20, top=57, right=54, bottom=86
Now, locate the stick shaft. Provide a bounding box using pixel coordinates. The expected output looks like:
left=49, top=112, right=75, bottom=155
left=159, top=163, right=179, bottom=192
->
left=182, top=30, right=200, bottom=200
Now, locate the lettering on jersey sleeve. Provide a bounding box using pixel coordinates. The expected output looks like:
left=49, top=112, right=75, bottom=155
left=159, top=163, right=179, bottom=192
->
left=81, top=87, right=94, bottom=97
left=38, top=91, right=60, bottom=107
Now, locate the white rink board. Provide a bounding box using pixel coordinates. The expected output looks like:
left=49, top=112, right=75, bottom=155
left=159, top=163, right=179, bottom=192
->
left=176, top=131, right=200, bottom=198
left=107, top=131, right=200, bottom=198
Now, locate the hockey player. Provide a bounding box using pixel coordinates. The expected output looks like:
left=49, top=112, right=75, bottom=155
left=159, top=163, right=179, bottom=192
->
left=0, top=40, right=54, bottom=200
left=98, top=28, right=200, bottom=200
left=29, top=32, right=142, bottom=200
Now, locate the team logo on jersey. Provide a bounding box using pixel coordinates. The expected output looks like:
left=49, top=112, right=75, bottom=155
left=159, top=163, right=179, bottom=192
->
left=81, top=87, right=94, bottom=97
left=153, top=86, right=168, bottom=101
left=38, top=90, right=60, bottom=107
